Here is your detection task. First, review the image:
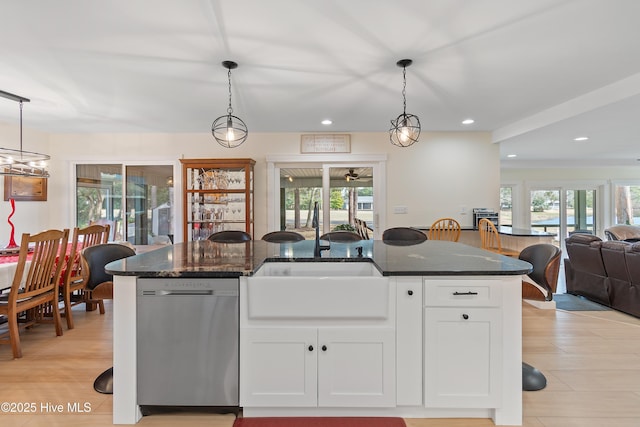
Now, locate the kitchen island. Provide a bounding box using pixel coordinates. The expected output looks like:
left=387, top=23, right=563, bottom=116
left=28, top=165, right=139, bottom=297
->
left=107, top=239, right=531, bottom=426
left=416, top=225, right=557, bottom=252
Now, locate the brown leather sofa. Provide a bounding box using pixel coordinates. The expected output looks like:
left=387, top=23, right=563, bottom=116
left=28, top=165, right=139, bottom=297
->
left=604, top=224, right=640, bottom=242
left=564, top=233, right=640, bottom=317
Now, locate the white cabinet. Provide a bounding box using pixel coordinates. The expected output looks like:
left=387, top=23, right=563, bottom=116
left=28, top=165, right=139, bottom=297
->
left=395, top=277, right=423, bottom=406
left=318, top=328, right=395, bottom=407
left=241, top=327, right=395, bottom=408
left=424, top=279, right=503, bottom=408
left=241, top=328, right=317, bottom=407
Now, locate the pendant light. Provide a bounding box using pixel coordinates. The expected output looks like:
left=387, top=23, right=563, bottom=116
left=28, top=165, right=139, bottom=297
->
left=0, top=90, right=50, bottom=177
left=389, top=59, right=420, bottom=147
left=212, top=61, right=248, bottom=148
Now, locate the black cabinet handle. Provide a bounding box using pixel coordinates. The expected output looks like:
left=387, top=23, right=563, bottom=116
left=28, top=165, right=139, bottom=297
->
left=453, top=291, right=478, bottom=296
left=462, top=313, right=469, bottom=320
left=407, top=290, right=414, bottom=296
left=308, top=345, right=314, bottom=352
left=322, top=345, right=327, bottom=351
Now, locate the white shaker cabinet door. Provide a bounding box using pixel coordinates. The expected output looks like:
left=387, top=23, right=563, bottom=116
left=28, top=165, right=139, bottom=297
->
left=424, top=307, right=502, bottom=408
left=240, top=327, right=317, bottom=407
left=317, top=328, right=396, bottom=408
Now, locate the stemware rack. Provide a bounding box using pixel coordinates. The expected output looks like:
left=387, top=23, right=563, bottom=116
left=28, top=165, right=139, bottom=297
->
left=180, top=158, right=255, bottom=241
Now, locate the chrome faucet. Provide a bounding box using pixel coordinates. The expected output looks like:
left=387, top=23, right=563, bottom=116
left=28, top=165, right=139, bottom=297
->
left=312, top=202, right=330, bottom=257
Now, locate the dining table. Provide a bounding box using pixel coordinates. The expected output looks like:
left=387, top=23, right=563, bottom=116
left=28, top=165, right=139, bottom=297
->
left=0, top=243, right=76, bottom=324
left=0, top=249, right=32, bottom=325
left=0, top=249, right=33, bottom=291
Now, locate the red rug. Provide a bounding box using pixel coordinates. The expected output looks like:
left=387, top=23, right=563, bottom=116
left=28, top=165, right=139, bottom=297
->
left=233, top=417, right=406, bottom=427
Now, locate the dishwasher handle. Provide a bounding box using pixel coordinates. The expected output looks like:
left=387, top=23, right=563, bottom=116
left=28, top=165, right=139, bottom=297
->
left=141, top=289, right=238, bottom=297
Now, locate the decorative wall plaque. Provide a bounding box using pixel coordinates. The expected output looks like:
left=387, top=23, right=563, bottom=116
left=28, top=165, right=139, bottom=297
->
left=3, top=175, right=48, bottom=201
left=300, top=134, right=351, bottom=153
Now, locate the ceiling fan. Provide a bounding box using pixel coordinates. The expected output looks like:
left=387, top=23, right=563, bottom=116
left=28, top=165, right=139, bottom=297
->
left=344, top=169, right=359, bottom=181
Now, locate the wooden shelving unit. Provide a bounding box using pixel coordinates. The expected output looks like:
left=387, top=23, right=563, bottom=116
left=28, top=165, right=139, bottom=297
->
left=180, top=158, right=255, bottom=241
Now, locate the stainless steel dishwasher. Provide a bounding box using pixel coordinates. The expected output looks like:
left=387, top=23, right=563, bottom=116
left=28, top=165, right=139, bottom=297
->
left=136, top=278, right=238, bottom=407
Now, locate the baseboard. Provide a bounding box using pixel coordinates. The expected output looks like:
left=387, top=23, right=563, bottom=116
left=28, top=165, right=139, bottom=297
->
left=523, top=299, right=556, bottom=309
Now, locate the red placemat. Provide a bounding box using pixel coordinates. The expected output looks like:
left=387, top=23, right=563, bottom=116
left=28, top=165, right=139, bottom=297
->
left=233, top=417, right=406, bottom=427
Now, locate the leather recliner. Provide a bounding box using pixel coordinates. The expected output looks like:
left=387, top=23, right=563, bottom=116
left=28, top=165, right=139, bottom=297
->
left=600, top=241, right=633, bottom=314
left=565, top=234, right=640, bottom=318
left=564, top=234, right=611, bottom=306
left=620, top=243, right=640, bottom=317
left=604, top=224, right=640, bottom=242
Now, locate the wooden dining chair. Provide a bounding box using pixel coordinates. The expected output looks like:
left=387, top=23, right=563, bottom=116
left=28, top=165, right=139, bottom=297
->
left=428, top=217, right=461, bottom=242
left=354, top=218, right=373, bottom=240
left=90, top=219, right=117, bottom=241
left=0, top=229, right=69, bottom=358
left=61, top=224, right=110, bottom=329
left=478, top=218, right=519, bottom=257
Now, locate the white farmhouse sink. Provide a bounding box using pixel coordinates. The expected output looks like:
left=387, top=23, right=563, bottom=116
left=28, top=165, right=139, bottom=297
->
left=247, top=262, right=389, bottom=319
left=253, top=261, right=380, bottom=277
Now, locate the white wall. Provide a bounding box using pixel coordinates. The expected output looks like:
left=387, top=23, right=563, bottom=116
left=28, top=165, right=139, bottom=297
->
left=0, top=126, right=499, bottom=242
left=0, top=122, right=53, bottom=242
left=502, top=167, right=640, bottom=182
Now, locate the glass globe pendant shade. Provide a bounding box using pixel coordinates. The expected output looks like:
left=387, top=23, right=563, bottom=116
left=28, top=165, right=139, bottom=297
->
left=389, top=59, right=420, bottom=148
left=212, top=113, right=248, bottom=148
left=390, top=113, right=421, bottom=147
left=211, top=60, right=248, bottom=148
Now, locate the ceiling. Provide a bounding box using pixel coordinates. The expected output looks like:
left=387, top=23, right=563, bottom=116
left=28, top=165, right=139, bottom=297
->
left=1, top=0, right=640, bottom=168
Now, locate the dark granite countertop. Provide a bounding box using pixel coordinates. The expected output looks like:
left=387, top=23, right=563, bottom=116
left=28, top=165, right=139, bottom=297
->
left=106, top=240, right=532, bottom=278
left=414, top=225, right=555, bottom=237
left=496, top=226, right=556, bottom=237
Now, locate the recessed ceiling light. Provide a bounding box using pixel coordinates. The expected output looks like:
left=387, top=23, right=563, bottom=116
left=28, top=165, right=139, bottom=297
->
left=461, top=119, right=475, bottom=125
left=573, top=136, right=589, bottom=141
left=507, top=154, right=517, bottom=158
left=321, top=119, right=332, bottom=125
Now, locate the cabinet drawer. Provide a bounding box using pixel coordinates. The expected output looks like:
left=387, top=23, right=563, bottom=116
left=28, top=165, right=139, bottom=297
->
left=424, top=278, right=502, bottom=307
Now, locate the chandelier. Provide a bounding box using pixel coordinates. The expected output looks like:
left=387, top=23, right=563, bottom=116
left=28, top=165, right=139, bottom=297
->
left=0, top=90, right=50, bottom=177
left=389, top=59, right=421, bottom=147
left=211, top=61, right=248, bottom=148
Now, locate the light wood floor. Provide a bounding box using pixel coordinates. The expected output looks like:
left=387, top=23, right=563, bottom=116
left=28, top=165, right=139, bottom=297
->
left=1, top=301, right=640, bottom=427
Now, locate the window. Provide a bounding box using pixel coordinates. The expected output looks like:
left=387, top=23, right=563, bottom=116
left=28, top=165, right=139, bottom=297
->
left=566, top=189, right=596, bottom=235
left=613, top=184, right=640, bottom=225
left=529, top=188, right=561, bottom=239
left=267, top=155, right=386, bottom=239
left=76, top=164, right=174, bottom=245
left=499, top=186, right=513, bottom=226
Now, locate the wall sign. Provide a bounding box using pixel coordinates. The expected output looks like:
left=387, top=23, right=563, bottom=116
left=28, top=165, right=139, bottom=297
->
left=4, top=175, right=48, bottom=201
left=301, top=134, right=351, bottom=153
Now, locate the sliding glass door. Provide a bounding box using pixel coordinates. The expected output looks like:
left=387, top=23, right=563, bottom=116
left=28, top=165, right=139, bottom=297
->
left=327, top=167, right=373, bottom=238
left=279, top=167, right=323, bottom=239
left=76, top=163, right=174, bottom=245
left=268, top=155, right=385, bottom=240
